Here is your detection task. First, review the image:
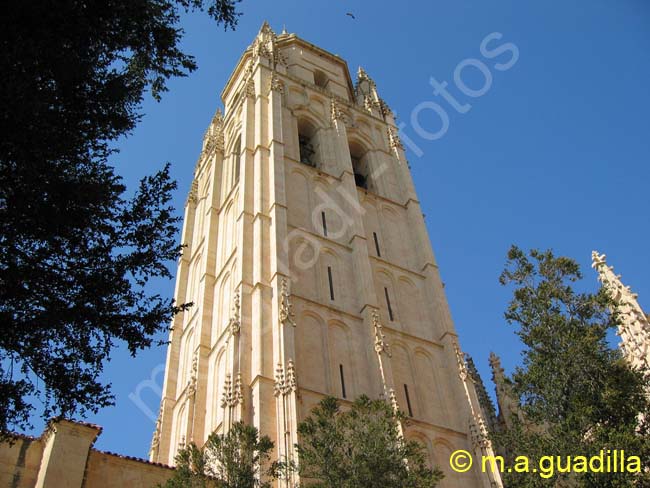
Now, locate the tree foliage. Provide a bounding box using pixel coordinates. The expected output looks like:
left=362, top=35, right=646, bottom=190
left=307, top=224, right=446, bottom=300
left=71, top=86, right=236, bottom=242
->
left=494, top=246, right=650, bottom=487
left=0, top=0, right=240, bottom=437
left=161, top=422, right=280, bottom=488
left=296, top=395, right=443, bottom=488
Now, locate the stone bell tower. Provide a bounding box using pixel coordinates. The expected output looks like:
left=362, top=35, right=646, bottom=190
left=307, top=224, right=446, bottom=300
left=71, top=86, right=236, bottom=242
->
left=150, top=23, right=502, bottom=488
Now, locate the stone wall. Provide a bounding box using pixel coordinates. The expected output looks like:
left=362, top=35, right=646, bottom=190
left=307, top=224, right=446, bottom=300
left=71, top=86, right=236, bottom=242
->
left=0, top=420, right=174, bottom=488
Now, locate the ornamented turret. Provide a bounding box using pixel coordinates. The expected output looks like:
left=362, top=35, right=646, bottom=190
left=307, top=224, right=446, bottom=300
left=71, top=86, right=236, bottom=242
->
left=249, top=21, right=287, bottom=69
left=354, top=66, right=394, bottom=123
left=202, top=108, right=224, bottom=156
left=465, top=354, right=498, bottom=435
left=592, top=251, right=650, bottom=378
left=489, top=352, right=524, bottom=431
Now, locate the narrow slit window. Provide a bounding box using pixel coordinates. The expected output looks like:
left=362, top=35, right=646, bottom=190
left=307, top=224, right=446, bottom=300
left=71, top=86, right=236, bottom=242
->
left=233, top=136, right=241, bottom=183
left=373, top=232, right=381, bottom=257
left=327, top=266, right=335, bottom=300
left=404, top=384, right=414, bottom=417
left=322, top=211, right=328, bottom=237
left=384, top=287, right=394, bottom=321
left=339, top=364, right=347, bottom=398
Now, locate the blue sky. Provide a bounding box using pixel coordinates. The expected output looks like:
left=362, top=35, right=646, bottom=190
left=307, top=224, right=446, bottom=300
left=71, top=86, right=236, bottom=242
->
left=27, top=0, right=650, bottom=458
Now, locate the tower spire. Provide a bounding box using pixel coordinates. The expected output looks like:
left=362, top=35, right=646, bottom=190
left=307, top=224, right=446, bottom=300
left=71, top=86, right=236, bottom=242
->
left=489, top=352, right=524, bottom=430
left=592, top=251, right=650, bottom=377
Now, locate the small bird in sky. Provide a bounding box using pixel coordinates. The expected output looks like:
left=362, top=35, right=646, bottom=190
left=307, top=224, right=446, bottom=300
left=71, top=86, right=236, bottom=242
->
left=346, top=12, right=356, bottom=19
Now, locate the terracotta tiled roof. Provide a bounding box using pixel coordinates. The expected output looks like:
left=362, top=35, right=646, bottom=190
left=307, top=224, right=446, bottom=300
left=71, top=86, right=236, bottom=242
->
left=94, top=449, right=175, bottom=470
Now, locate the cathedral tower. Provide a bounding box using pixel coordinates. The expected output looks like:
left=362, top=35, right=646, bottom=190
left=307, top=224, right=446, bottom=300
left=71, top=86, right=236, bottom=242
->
left=151, top=23, right=501, bottom=488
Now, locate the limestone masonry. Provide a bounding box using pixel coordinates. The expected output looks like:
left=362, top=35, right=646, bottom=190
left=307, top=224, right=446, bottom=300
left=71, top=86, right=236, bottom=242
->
left=149, top=23, right=502, bottom=488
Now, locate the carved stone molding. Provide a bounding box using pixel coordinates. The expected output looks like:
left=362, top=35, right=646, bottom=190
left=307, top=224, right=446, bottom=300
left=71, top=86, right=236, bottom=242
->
left=186, top=179, right=198, bottom=206
left=363, top=94, right=375, bottom=113
left=388, top=387, right=400, bottom=413
left=452, top=339, right=469, bottom=381
left=286, top=359, right=297, bottom=391
left=330, top=97, right=343, bottom=124
left=268, top=72, right=285, bottom=95
left=387, top=126, right=404, bottom=151
left=379, top=98, right=393, bottom=118
left=469, top=416, right=490, bottom=450
left=245, top=76, right=256, bottom=98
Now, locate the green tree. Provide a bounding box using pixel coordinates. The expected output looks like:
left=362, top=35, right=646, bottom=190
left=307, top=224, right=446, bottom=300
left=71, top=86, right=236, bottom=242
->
left=0, top=1, right=240, bottom=438
left=161, top=422, right=280, bottom=488
left=495, top=246, right=650, bottom=487
left=296, top=395, right=443, bottom=488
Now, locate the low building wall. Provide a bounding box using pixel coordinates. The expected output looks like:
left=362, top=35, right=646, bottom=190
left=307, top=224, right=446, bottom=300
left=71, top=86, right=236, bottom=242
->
left=0, top=420, right=174, bottom=488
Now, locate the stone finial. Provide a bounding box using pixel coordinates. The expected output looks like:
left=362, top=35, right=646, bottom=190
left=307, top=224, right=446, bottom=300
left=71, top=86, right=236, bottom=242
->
left=228, top=290, right=241, bottom=335
left=220, top=371, right=244, bottom=407
left=273, top=363, right=285, bottom=397
left=232, top=373, right=244, bottom=406
left=274, top=360, right=297, bottom=396
left=279, top=278, right=296, bottom=328
left=371, top=309, right=391, bottom=357
left=221, top=373, right=233, bottom=408
left=591, top=250, right=607, bottom=268
left=286, top=359, right=297, bottom=392
left=203, top=108, right=225, bottom=155
left=489, top=352, right=504, bottom=381
left=489, top=351, right=524, bottom=430
left=250, top=21, right=287, bottom=69
left=357, top=66, right=374, bottom=86
left=251, top=22, right=274, bottom=59
left=592, top=250, right=650, bottom=378
left=355, top=67, right=372, bottom=99
left=355, top=66, right=377, bottom=98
